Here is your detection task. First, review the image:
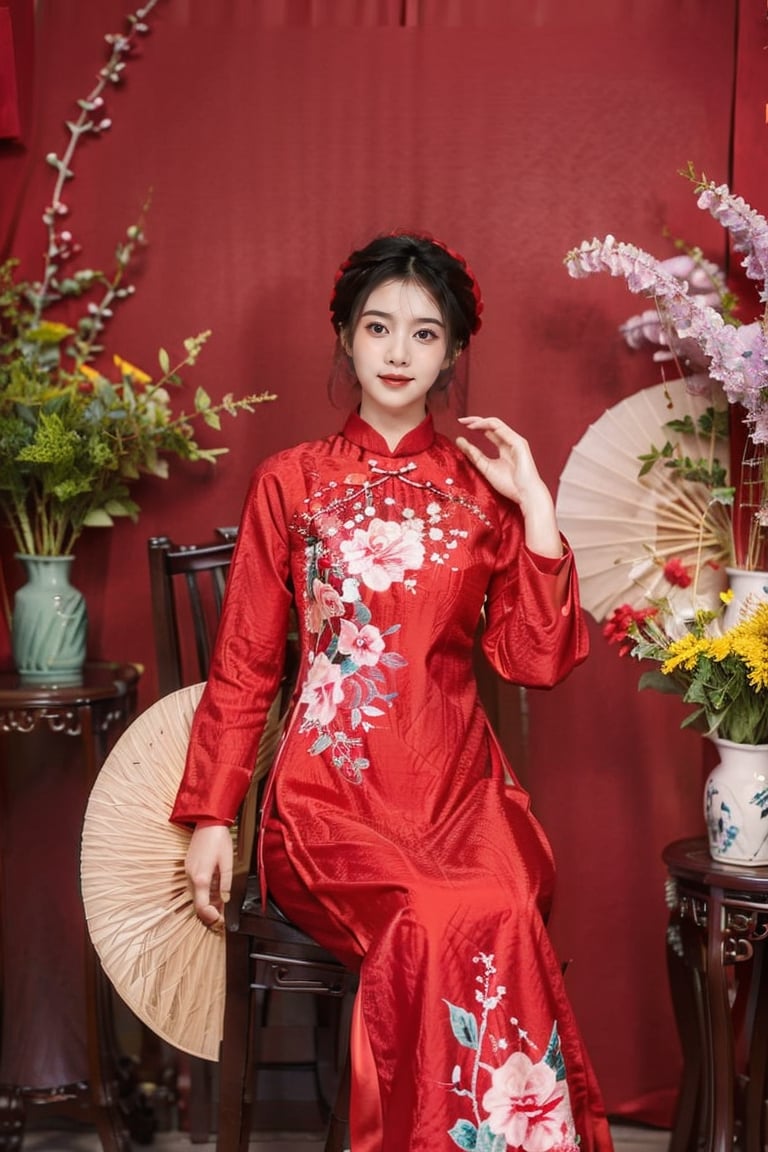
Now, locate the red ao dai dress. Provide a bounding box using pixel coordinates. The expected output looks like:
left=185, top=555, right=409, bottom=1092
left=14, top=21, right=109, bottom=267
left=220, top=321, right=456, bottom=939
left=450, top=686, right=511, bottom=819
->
left=171, top=411, right=613, bottom=1152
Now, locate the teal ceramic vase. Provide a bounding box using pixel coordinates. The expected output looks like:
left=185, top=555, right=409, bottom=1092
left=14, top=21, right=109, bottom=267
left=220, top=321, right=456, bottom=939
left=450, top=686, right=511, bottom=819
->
left=12, top=554, right=87, bottom=684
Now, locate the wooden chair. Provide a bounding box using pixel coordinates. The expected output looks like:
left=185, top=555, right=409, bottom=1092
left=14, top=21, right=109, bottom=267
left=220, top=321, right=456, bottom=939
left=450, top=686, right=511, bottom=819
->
left=147, top=534, right=356, bottom=1152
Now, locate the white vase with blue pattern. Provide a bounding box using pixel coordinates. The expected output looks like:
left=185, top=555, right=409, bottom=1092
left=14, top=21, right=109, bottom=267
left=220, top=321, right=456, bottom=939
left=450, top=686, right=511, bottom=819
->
left=723, top=567, right=768, bottom=631
left=705, top=737, right=768, bottom=864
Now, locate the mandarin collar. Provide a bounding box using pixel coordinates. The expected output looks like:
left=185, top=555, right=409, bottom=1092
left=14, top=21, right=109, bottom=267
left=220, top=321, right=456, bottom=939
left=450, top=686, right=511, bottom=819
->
left=341, top=410, right=435, bottom=457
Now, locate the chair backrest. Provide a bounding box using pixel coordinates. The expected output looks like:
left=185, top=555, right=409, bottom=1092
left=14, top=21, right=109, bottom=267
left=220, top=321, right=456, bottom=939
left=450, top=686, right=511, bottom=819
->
left=148, top=531, right=292, bottom=903
left=148, top=534, right=236, bottom=695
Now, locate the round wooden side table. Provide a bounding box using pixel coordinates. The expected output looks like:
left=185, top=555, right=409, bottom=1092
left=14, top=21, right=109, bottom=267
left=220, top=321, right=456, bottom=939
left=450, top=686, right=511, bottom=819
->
left=664, top=835, right=768, bottom=1152
left=0, top=662, right=141, bottom=1152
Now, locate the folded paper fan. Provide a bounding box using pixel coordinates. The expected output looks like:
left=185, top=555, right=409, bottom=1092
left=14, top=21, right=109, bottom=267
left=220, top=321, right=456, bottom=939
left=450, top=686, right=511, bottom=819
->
left=80, top=683, right=225, bottom=1060
left=81, top=681, right=287, bottom=1061
left=556, top=376, right=731, bottom=622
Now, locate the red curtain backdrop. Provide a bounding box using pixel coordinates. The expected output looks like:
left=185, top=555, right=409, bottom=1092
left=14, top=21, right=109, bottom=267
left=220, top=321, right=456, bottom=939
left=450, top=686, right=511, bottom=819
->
left=0, top=0, right=756, bottom=1121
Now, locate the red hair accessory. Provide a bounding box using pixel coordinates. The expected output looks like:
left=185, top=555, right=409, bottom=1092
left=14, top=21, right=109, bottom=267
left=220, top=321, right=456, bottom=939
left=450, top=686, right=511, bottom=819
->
left=333, top=258, right=351, bottom=286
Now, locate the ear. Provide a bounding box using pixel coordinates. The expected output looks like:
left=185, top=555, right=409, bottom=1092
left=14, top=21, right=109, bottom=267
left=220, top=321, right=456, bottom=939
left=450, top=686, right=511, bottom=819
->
left=339, top=327, right=352, bottom=356
left=443, top=343, right=464, bottom=370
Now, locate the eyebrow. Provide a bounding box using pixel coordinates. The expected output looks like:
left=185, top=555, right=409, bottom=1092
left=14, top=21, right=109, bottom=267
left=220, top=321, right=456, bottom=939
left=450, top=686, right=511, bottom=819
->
left=361, top=309, right=445, bottom=328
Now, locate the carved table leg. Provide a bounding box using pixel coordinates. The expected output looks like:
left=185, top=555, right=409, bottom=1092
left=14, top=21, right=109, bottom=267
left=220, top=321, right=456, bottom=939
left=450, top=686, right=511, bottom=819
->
left=666, top=909, right=705, bottom=1152
left=705, top=886, right=736, bottom=1152
left=0, top=1086, right=24, bottom=1152
left=743, top=937, right=768, bottom=1152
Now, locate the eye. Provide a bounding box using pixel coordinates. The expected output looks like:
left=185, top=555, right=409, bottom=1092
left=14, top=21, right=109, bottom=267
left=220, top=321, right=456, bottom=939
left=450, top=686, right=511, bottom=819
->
left=364, top=321, right=388, bottom=336
left=414, top=328, right=440, bottom=342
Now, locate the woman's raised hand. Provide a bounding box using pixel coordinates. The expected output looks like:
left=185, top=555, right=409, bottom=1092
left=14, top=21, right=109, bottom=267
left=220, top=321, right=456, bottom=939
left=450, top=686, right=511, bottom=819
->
left=456, top=416, right=563, bottom=559
left=185, top=823, right=233, bottom=930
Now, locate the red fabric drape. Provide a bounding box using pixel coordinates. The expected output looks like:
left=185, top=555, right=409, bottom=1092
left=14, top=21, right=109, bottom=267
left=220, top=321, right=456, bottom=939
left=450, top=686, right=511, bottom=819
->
left=0, top=0, right=33, bottom=248
left=0, top=7, right=21, bottom=139
left=0, top=0, right=750, bottom=1121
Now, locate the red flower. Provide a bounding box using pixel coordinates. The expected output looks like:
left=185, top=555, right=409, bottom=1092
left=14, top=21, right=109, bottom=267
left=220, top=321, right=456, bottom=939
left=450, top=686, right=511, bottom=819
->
left=663, top=557, right=692, bottom=588
left=603, top=603, right=657, bottom=656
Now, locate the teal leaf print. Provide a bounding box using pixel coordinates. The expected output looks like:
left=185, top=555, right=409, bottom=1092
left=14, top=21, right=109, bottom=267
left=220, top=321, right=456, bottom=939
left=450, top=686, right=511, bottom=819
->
left=543, top=1020, right=566, bottom=1081
left=751, top=787, right=768, bottom=817
left=444, top=1000, right=479, bottom=1049
left=325, top=635, right=339, bottom=661
left=380, top=651, right=408, bottom=669
left=348, top=680, right=364, bottom=707
left=476, top=1122, right=506, bottom=1152
left=448, top=1119, right=478, bottom=1149
left=354, top=600, right=372, bottom=625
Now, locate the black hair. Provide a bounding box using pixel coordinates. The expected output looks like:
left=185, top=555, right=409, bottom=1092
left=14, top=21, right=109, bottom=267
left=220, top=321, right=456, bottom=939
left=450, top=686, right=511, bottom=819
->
left=330, top=232, right=482, bottom=356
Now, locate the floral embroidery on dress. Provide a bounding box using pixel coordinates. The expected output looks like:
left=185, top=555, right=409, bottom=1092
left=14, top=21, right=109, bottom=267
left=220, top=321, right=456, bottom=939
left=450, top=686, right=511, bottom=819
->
left=298, top=528, right=410, bottom=784
left=340, top=516, right=425, bottom=590
left=445, top=952, right=578, bottom=1151
left=292, top=461, right=482, bottom=783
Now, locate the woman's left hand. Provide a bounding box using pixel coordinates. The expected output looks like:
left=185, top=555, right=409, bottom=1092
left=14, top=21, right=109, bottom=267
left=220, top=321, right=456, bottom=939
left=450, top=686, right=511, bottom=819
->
left=456, top=416, right=547, bottom=507
left=456, top=415, right=563, bottom=558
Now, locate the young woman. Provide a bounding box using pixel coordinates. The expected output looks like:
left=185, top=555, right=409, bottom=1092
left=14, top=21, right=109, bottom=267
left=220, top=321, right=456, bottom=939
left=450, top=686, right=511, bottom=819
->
left=171, top=233, right=613, bottom=1151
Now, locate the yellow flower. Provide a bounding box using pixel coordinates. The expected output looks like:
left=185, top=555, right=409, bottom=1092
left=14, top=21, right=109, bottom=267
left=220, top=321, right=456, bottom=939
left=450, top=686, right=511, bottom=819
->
left=720, top=588, right=735, bottom=604
left=661, top=632, right=709, bottom=674
left=707, top=634, right=733, bottom=662
left=113, top=354, right=152, bottom=385
left=732, top=603, right=768, bottom=689
left=77, top=363, right=103, bottom=383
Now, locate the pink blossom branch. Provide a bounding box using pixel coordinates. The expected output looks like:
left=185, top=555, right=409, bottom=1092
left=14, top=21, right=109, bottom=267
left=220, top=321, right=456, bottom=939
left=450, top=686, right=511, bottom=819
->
left=696, top=181, right=768, bottom=293
left=565, top=236, right=768, bottom=442
left=31, top=0, right=160, bottom=327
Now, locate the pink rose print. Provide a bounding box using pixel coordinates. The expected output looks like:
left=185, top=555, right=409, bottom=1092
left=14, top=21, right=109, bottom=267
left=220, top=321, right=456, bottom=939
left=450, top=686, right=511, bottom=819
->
left=482, top=1052, right=570, bottom=1152
left=337, top=619, right=385, bottom=666
left=299, top=653, right=345, bottom=726
left=340, top=517, right=424, bottom=591
left=308, top=577, right=345, bottom=633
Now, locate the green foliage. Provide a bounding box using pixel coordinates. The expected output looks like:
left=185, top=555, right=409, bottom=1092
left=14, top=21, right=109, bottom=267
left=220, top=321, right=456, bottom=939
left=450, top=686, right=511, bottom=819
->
left=0, top=3, right=275, bottom=556
left=0, top=261, right=273, bottom=555
left=637, top=407, right=731, bottom=495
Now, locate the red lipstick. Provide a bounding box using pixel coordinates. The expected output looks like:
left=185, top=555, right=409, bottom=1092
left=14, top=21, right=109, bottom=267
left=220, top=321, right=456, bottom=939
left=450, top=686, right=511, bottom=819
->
left=379, top=374, right=413, bottom=385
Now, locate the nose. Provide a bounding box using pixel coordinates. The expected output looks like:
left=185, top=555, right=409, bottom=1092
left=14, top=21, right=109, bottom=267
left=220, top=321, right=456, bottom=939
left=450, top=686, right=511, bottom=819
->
left=386, top=332, right=410, bottom=366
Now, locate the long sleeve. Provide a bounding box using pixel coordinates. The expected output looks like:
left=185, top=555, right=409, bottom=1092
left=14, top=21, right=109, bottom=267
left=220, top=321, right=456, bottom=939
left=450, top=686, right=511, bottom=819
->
left=170, top=460, right=294, bottom=826
left=480, top=502, right=589, bottom=688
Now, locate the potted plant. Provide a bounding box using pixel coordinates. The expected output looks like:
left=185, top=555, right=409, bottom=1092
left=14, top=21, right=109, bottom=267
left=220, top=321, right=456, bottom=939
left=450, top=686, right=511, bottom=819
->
left=1, top=2, right=273, bottom=683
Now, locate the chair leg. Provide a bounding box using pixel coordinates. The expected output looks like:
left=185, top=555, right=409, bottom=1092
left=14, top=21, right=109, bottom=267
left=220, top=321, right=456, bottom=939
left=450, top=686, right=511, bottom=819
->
left=187, top=1056, right=214, bottom=1144
left=217, top=933, right=256, bottom=1152
left=324, top=1045, right=351, bottom=1152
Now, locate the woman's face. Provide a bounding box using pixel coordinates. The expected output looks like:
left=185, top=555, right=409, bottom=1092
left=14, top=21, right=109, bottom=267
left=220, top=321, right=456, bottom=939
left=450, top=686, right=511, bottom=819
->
left=345, top=278, right=451, bottom=430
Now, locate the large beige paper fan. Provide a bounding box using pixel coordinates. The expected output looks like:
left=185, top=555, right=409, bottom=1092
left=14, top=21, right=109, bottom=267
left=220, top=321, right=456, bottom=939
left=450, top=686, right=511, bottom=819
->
left=556, top=376, right=731, bottom=622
